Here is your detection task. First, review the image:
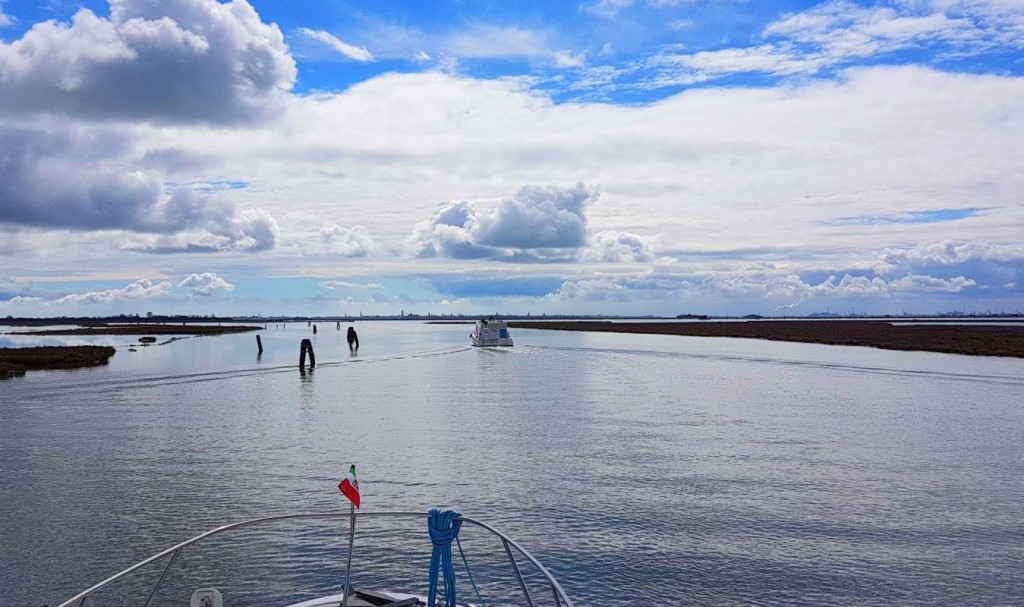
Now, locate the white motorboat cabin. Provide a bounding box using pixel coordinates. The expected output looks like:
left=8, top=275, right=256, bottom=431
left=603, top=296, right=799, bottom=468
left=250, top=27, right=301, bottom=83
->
left=471, top=318, right=513, bottom=347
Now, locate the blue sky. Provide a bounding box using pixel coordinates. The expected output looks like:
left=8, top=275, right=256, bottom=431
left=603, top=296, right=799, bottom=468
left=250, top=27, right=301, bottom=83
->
left=1, top=0, right=1023, bottom=317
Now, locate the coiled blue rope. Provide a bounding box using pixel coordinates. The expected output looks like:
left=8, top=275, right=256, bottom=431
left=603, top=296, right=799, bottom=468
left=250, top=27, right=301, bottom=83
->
left=427, top=509, right=462, bottom=607
left=427, top=509, right=487, bottom=607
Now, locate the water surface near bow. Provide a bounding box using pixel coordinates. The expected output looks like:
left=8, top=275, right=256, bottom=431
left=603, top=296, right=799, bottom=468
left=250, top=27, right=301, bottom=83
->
left=2, top=322, right=1022, bottom=606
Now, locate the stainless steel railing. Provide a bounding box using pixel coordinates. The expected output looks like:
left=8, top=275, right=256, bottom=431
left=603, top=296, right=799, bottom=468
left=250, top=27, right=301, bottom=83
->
left=54, top=511, right=574, bottom=607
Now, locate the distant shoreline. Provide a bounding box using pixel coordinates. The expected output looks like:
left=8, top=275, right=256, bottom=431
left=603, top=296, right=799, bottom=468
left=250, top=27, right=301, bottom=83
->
left=510, top=320, right=1024, bottom=357
left=7, top=324, right=262, bottom=337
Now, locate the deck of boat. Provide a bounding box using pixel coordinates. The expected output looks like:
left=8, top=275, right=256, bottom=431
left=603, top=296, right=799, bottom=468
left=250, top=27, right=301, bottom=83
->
left=287, top=589, right=425, bottom=607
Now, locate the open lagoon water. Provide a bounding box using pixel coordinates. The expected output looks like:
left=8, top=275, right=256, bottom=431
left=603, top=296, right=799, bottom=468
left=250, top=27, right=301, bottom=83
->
left=2, top=321, right=1023, bottom=606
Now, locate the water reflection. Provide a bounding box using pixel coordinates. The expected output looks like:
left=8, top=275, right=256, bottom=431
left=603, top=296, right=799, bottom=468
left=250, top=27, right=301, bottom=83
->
left=2, top=323, right=1024, bottom=606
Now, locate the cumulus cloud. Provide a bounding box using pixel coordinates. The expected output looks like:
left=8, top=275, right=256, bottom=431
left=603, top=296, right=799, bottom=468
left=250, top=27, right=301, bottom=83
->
left=875, top=241, right=1024, bottom=292
left=178, top=272, right=234, bottom=296
left=0, top=126, right=279, bottom=251
left=300, top=28, right=373, bottom=62
left=546, top=268, right=977, bottom=309
left=477, top=183, right=595, bottom=248
left=0, top=3, right=13, bottom=28
left=880, top=240, right=1024, bottom=270
left=0, top=275, right=243, bottom=310
left=55, top=278, right=173, bottom=305
left=410, top=183, right=598, bottom=260
left=0, top=0, right=296, bottom=124
left=272, top=219, right=375, bottom=257
left=581, top=230, right=656, bottom=262
left=0, top=126, right=160, bottom=230
left=118, top=206, right=280, bottom=253
left=318, top=224, right=375, bottom=257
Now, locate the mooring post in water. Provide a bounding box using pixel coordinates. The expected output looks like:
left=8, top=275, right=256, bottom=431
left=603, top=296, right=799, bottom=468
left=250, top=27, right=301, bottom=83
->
left=299, top=339, right=316, bottom=368
left=313, top=324, right=318, bottom=334
left=256, top=334, right=263, bottom=356
left=337, top=322, right=340, bottom=331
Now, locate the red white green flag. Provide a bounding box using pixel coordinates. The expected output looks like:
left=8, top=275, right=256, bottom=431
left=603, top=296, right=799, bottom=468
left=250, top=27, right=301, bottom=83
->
left=338, top=464, right=360, bottom=508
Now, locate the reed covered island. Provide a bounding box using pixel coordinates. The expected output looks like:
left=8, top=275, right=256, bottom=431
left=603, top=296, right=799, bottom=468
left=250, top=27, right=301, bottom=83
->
left=510, top=320, right=1024, bottom=357
left=1, top=324, right=261, bottom=377
left=0, top=346, right=117, bottom=378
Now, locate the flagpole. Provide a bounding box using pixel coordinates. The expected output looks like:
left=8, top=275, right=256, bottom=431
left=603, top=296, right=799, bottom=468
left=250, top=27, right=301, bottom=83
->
left=341, top=500, right=356, bottom=606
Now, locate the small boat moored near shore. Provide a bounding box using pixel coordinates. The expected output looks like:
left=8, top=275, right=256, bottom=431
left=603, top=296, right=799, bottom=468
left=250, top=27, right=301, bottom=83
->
left=471, top=317, right=513, bottom=347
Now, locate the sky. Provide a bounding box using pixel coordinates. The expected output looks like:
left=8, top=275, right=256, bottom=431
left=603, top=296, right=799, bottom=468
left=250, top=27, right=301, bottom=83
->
left=1, top=0, right=1022, bottom=318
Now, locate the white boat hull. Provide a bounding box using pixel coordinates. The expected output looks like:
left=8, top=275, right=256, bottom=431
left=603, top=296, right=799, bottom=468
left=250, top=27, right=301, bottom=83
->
left=471, top=336, right=513, bottom=347
left=470, top=319, right=513, bottom=347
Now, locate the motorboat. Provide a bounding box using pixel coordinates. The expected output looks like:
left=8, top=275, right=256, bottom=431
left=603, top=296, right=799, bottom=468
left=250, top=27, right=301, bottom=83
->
left=54, top=509, right=572, bottom=607
left=470, top=318, right=513, bottom=347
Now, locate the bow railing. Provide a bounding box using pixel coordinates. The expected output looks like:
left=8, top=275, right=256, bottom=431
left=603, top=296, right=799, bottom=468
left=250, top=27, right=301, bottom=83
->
left=54, top=511, right=574, bottom=607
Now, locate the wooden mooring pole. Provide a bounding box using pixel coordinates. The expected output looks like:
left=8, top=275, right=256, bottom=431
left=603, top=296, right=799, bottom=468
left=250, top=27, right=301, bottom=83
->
left=299, top=339, right=316, bottom=368
left=256, top=334, right=263, bottom=356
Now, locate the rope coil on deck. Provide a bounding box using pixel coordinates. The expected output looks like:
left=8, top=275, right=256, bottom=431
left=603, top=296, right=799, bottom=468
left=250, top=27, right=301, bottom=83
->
left=427, top=509, right=461, bottom=607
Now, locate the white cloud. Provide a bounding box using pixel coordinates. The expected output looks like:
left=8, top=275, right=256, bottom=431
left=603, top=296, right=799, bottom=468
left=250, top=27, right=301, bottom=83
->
left=299, top=28, right=373, bottom=62
left=0, top=0, right=296, bottom=124
left=553, top=50, right=587, bottom=68
left=339, top=20, right=571, bottom=65
left=476, top=183, right=596, bottom=248
left=1, top=0, right=1022, bottom=318
left=581, top=230, right=656, bottom=262
left=319, top=280, right=384, bottom=291
left=177, top=272, right=234, bottom=296
left=888, top=274, right=975, bottom=292
left=583, top=0, right=636, bottom=19
left=881, top=241, right=1024, bottom=271
left=410, top=183, right=598, bottom=260
left=0, top=125, right=161, bottom=231
left=409, top=201, right=486, bottom=259
left=0, top=126, right=280, bottom=251
left=546, top=268, right=977, bottom=312
left=318, top=224, right=375, bottom=257
left=0, top=2, right=13, bottom=28
left=55, top=278, right=173, bottom=305
left=446, top=25, right=550, bottom=59
left=116, top=205, right=280, bottom=253
left=644, top=0, right=1024, bottom=84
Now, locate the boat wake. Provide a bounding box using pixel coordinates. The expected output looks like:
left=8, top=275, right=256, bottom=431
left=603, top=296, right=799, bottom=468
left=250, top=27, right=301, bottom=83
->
left=13, top=346, right=473, bottom=399
left=529, top=344, right=1024, bottom=387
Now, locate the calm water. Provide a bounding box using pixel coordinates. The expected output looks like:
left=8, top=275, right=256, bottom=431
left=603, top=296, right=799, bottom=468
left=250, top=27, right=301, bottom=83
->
left=2, top=322, right=1023, bottom=606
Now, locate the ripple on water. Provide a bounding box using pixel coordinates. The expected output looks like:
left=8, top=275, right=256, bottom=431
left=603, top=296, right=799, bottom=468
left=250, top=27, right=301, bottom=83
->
left=2, top=324, right=1023, bottom=606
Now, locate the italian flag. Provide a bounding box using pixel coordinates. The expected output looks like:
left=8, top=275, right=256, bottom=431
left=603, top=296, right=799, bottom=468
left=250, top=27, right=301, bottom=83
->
left=338, top=464, right=360, bottom=508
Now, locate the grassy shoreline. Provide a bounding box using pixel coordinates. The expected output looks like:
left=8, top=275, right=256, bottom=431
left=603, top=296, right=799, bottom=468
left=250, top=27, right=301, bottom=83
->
left=510, top=320, right=1024, bottom=357
left=0, top=346, right=117, bottom=378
